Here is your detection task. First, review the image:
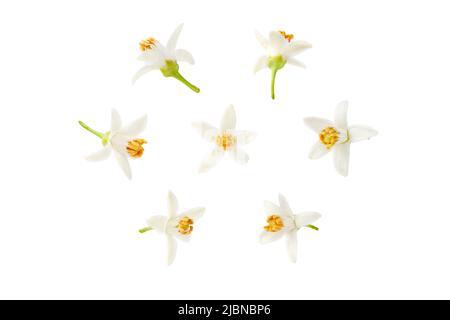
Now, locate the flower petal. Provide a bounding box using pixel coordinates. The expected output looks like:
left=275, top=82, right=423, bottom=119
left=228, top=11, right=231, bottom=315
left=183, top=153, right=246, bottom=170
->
left=199, top=148, right=224, bottom=173
left=192, top=122, right=219, bottom=143
left=334, top=143, right=350, bottom=176
left=132, top=65, right=159, bottom=84
left=286, top=58, right=306, bottom=68
left=182, top=207, right=205, bottom=221
left=286, top=230, right=298, bottom=263
left=349, top=125, right=378, bottom=142
left=147, top=215, right=167, bottom=233
left=167, top=191, right=178, bottom=219
left=334, top=101, right=348, bottom=129
left=166, top=234, right=177, bottom=266
left=113, top=150, right=132, bottom=179
left=137, top=47, right=165, bottom=66
left=111, top=109, right=122, bottom=133
left=233, top=148, right=249, bottom=165
left=234, top=131, right=256, bottom=145
left=220, top=105, right=236, bottom=131
left=264, top=201, right=280, bottom=215
left=119, top=114, right=147, bottom=137
left=304, top=117, right=333, bottom=133
left=254, top=55, right=268, bottom=73
left=282, top=40, right=312, bottom=57
left=166, top=23, right=184, bottom=53
left=255, top=30, right=269, bottom=49
left=85, top=146, right=112, bottom=161
left=260, top=230, right=285, bottom=244
left=268, top=31, right=286, bottom=52
left=309, top=141, right=330, bottom=159
left=295, top=212, right=321, bottom=227
left=278, top=194, right=293, bottom=216
left=174, top=49, right=194, bottom=64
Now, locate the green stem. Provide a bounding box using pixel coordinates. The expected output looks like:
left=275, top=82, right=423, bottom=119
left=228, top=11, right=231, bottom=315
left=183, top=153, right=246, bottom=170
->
left=172, top=71, right=200, bottom=93
left=306, top=224, right=319, bottom=231
left=271, top=67, right=278, bottom=100
left=78, top=121, right=106, bottom=140
left=139, top=227, right=153, bottom=234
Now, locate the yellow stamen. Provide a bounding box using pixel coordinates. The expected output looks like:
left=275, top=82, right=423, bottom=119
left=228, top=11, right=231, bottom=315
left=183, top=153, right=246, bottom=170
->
left=178, top=216, right=194, bottom=235
left=140, top=38, right=156, bottom=51
left=126, top=139, right=147, bottom=158
left=264, top=215, right=284, bottom=232
left=279, top=31, right=294, bottom=42
left=319, top=127, right=340, bottom=149
left=216, top=134, right=236, bottom=151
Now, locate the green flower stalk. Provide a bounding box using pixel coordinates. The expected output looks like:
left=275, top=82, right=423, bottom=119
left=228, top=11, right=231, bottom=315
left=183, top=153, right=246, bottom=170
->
left=268, top=55, right=287, bottom=100
left=254, top=29, right=312, bottom=100
left=133, top=24, right=200, bottom=93
left=160, top=60, right=200, bottom=93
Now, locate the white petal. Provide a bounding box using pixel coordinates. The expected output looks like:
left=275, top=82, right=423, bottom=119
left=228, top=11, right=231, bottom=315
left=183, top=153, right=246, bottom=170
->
left=147, top=215, right=167, bottom=233
left=113, top=150, right=132, bottom=179
left=192, top=122, right=219, bottom=142
left=167, top=191, right=178, bottom=219
left=111, top=109, right=122, bottom=133
left=166, top=235, right=177, bottom=266
left=335, top=101, right=348, bottom=128
left=349, top=125, right=378, bottom=142
left=282, top=40, right=312, bottom=57
left=166, top=23, right=184, bottom=53
left=174, top=49, right=194, bottom=64
left=255, top=30, right=269, bottom=49
left=260, top=230, right=285, bottom=244
left=120, top=114, right=147, bottom=137
left=334, top=143, right=350, bottom=176
left=286, top=58, right=306, bottom=68
left=295, top=212, right=321, bottom=227
left=286, top=230, right=298, bottom=263
left=198, top=148, right=224, bottom=173
left=278, top=194, right=293, bottom=216
left=137, top=48, right=164, bottom=65
left=85, top=146, right=111, bottom=161
left=254, top=56, right=268, bottom=73
left=309, top=141, right=330, bottom=159
left=220, top=105, right=236, bottom=131
left=268, top=31, right=286, bottom=52
left=303, top=117, right=333, bottom=133
left=132, top=65, right=159, bottom=84
left=264, top=201, right=280, bottom=215
left=233, top=148, right=249, bottom=165
left=182, top=207, right=205, bottom=221
left=234, top=131, right=256, bottom=145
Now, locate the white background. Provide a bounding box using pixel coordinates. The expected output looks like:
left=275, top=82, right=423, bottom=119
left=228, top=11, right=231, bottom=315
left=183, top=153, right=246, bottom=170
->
left=0, top=0, right=449, bottom=299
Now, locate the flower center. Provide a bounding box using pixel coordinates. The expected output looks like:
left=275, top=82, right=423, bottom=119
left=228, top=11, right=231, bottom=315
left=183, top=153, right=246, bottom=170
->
left=319, top=127, right=340, bottom=149
left=216, top=134, right=236, bottom=151
left=177, top=216, right=194, bottom=235
left=139, top=38, right=156, bottom=51
left=264, top=215, right=284, bottom=232
left=126, top=139, right=147, bottom=158
left=279, top=31, right=294, bottom=42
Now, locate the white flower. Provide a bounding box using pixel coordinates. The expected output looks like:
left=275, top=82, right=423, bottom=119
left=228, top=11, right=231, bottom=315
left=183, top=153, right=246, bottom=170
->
left=260, top=194, right=321, bottom=263
left=139, top=191, right=205, bottom=266
left=304, top=101, right=378, bottom=176
left=79, top=109, right=147, bottom=180
left=192, top=105, right=256, bottom=173
left=254, top=30, right=312, bottom=99
left=133, top=24, right=199, bottom=93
